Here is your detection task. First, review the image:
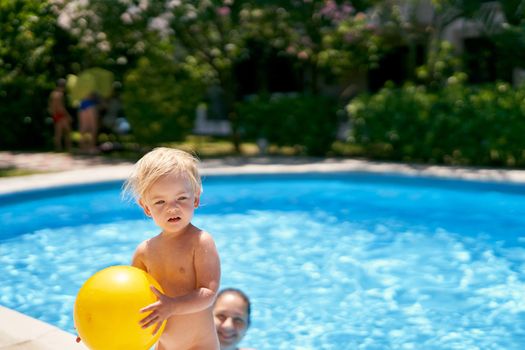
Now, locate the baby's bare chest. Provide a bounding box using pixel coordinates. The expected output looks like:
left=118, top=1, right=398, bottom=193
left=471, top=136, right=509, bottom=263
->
left=145, top=240, right=197, bottom=295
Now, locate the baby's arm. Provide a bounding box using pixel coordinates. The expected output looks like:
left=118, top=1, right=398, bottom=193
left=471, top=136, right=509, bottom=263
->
left=131, top=240, right=148, bottom=271
left=139, top=231, right=220, bottom=329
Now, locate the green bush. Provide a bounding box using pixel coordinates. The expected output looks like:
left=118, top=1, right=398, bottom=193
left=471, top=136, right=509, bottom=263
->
left=122, top=56, right=204, bottom=145
left=0, top=78, right=53, bottom=150
left=238, top=93, right=339, bottom=156
left=347, top=79, right=525, bottom=167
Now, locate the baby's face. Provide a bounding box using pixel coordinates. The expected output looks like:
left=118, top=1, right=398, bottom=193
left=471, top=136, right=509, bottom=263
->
left=140, top=173, right=199, bottom=234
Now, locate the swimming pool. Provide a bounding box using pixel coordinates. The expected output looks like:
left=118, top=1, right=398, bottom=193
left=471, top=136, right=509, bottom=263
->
left=1, top=173, right=525, bottom=349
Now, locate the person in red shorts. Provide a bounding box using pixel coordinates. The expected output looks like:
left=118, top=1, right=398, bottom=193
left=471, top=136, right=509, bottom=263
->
left=48, top=79, right=72, bottom=152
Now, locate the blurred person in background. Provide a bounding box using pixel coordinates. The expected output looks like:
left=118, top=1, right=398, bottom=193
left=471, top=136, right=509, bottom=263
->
left=48, top=78, right=72, bottom=152
left=78, top=92, right=99, bottom=154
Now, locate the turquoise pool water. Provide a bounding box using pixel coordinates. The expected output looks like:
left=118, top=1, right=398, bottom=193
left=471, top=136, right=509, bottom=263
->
left=1, top=173, right=525, bottom=349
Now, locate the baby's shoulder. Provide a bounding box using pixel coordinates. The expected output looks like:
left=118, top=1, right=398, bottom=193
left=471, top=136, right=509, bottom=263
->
left=189, top=228, right=218, bottom=255
left=133, top=239, right=147, bottom=255
left=191, top=227, right=215, bottom=243
left=135, top=236, right=157, bottom=252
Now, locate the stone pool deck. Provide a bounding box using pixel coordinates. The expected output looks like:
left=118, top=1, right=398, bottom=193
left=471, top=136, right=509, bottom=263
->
left=1, top=151, right=525, bottom=349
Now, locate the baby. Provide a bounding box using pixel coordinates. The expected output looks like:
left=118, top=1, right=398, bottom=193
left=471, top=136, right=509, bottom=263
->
left=123, top=147, right=221, bottom=350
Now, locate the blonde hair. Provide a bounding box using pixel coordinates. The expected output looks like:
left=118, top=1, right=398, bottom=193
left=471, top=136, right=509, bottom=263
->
left=123, top=147, right=201, bottom=201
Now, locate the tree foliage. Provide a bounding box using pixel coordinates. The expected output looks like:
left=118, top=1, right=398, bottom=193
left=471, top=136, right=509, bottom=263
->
left=59, top=0, right=383, bottom=153
left=4, top=0, right=525, bottom=159
left=0, top=0, right=74, bottom=148
left=348, top=78, right=525, bottom=167
left=122, top=45, right=205, bottom=145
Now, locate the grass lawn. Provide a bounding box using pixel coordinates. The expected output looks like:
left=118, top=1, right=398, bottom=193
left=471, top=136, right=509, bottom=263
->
left=166, top=135, right=320, bottom=158
left=0, top=167, right=48, bottom=178
left=167, top=135, right=261, bottom=158
left=0, top=135, right=365, bottom=178
left=98, top=134, right=312, bottom=160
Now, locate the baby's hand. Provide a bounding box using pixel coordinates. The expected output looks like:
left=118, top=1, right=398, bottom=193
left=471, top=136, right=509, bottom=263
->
left=139, top=286, right=172, bottom=335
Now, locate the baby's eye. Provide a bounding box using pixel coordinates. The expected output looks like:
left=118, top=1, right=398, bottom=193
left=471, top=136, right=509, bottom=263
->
left=178, top=196, right=188, bottom=201
left=154, top=200, right=165, bottom=205
left=215, top=314, right=226, bottom=322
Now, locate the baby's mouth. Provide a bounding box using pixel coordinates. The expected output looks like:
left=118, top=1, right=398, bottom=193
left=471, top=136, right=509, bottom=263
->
left=168, top=217, right=181, bottom=222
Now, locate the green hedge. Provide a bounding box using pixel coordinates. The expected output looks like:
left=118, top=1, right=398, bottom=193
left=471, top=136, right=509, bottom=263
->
left=238, top=94, right=339, bottom=156
left=347, top=80, right=525, bottom=167
left=0, top=78, right=53, bottom=150
left=122, top=57, right=204, bottom=145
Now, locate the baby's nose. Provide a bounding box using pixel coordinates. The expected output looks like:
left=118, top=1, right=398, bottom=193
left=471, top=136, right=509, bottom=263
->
left=167, top=203, right=179, bottom=211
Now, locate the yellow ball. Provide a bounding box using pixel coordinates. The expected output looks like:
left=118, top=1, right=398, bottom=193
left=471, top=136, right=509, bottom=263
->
left=74, top=265, right=167, bottom=350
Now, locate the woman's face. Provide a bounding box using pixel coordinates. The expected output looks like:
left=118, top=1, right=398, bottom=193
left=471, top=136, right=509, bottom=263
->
left=214, top=293, right=249, bottom=350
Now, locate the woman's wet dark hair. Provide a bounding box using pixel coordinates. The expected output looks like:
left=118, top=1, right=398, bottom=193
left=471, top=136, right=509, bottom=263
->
left=216, top=288, right=251, bottom=327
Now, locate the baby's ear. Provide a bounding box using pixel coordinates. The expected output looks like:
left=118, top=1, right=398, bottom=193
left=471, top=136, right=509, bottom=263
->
left=194, top=195, right=200, bottom=208
left=139, top=198, right=152, bottom=217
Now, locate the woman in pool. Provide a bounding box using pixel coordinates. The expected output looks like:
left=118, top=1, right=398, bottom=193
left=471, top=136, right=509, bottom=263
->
left=213, top=288, right=255, bottom=350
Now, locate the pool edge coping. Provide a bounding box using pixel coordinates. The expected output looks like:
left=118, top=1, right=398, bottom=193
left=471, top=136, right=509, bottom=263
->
left=0, top=305, right=86, bottom=349
left=2, top=158, right=525, bottom=196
